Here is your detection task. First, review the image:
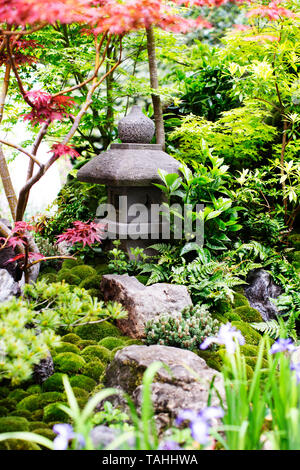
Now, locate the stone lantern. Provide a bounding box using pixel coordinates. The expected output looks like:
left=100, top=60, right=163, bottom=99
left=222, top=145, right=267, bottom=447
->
left=77, top=106, right=181, bottom=255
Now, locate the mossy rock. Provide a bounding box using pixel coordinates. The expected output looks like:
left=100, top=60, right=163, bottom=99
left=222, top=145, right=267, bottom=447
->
left=57, top=270, right=81, bottom=285
left=61, top=333, right=81, bottom=344
left=0, top=416, right=29, bottom=433
left=288, top=233, right=300, bottom=250
left=83, top=360, right=105, bottom=382
left=70, top=265, right=97, bottom=280
left=27, top=384, right=42, bottom=394
left=81, top=345, right=111, bottom=363
left=75, top=321, right=122, bottom=342
left=124, top=339, right=144, bottom=346
left=17, top=392, right=64, bottom=412
left=43, top=402, right=70, bottom=423
left=54, top=343, right=81, bottom=355
left=42, top=373, right=65, bottom=392
left=70, top=387, right=89, bottom=400
left=197, top=350, right=224, bottom=372
left=0, top=386, right=10, bottom=398
left=29, top=421, right=49, bottom=431
left=233, top=293, right=250, bottom=309
left=0, top=406, right=8, bottom=417
left=233, top=306, right=262, bottom=323
left=62, top=259, right=83, bottom=270
left=79, top=275, right=102, bottom=290
left=32, top=428, right=56, bottom=441
left=0, top=398, right=17, bottom=411
left=98, top=336, right=126, bottom=350
left=231, top=321, right=262, bottom=345
left=77, top=339, right=97, bottom=349
left=8, top=389, right=29, bottom=401
left=69, top=375, right=97, bottom=392
left=53, top=352, right=86, bottom=374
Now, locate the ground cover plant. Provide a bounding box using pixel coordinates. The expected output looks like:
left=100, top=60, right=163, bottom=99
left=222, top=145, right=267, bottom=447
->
left=0, top=0, right=299, bottom=454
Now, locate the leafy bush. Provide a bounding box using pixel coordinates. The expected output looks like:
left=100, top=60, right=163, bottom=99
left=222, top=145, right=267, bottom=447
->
left=145, top=304, right=220, bottom=350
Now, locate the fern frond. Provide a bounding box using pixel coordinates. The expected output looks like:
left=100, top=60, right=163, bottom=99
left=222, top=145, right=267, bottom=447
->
left=251, top=320, right=280, bottom=339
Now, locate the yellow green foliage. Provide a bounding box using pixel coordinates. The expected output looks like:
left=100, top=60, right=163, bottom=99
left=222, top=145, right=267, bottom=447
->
left=53, top=352, right=86, bottom=374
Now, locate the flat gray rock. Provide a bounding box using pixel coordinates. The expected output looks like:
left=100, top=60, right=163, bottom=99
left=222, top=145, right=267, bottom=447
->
left=100, top=274, right=192, bottom=338
left=0, top=268, right=21, bottom=303
left=104, top=345, right=224, bottom=429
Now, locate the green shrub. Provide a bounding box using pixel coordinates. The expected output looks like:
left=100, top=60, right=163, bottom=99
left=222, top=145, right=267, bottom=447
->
left=17, top=392, right=64, bottom=412
left=57, top=270, right=81, bottom=285
left=146, top=305, right=220, bottom=351
left=70, top=265, right=97, bottom=280
left=69, top=375, right=97, bottom=392
left=53, top=352, right=86, bottom=374
left=42, top=373, right=65, bottom=392
left=233, top=306, right=262, bottom=323
left=0, top=416, right=29, bottom=433
left=43, top=402, right=70, bottom=423
left=231, top=321, right=262, bottom=345
left=61, top=333, right=81, bottom=344
left=74, top=321, right=122, bottom=342
left=0, top=406, right=8, bottom=417
left=81, top=345, right=111, bottom=363
left=79, top=275, right=102, bottom=290
left=54, top=343, right=81, bottom=355
left=83, top=360, right=105, bottom=382
left=98, top=337, right=126, bottom=350
left=62, top=259, right=83, bottom=270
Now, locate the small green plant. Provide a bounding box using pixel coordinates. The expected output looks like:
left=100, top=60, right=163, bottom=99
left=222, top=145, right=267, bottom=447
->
left=145, top=304, right=220, bottom=351
left=107, top=240, right=149, bottom=275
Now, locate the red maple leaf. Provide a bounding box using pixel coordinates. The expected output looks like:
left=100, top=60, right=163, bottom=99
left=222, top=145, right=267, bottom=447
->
left=4, top=252, right=44, bottom=265
left=51, top=143, right=80, bottom=159
left=23, top=90, right=76, bottom=125
left=56, top=220, right=104, bottom=247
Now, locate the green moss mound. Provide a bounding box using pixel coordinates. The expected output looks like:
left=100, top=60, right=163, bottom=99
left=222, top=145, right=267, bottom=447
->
left=26, top=385, right=42, bottom=394
left=57, top=270, right=81, bottom=285
left=32, top=428, right=56, bottom=441
left=0, top=398, right=16, bottom=411
left=233, top=306, right=262, bottom=323
left=81, top=345, right=111, bottom=363
left=79, top=275, right=102, bottom=290
left=77, top=339, right=97, bottom=349
left=31, top=409, right=44, bottom=421
left=0, top=386, right=10, bottom=398
left=70, top=265, right=97, bottom=280
left=233, top=293, right=250, bottom=309
left=42, top=373, right=64, bottom=392
left=69, top=375, right=97, bottom=392
left=95, top=263, right=110, bottom=275
left=98, top=336, right=126, bottom=350
left=61, top=333, right=81, bottom=344
left=53, top=352, right=86, bottom=374
left=0, top=416, right=29, bottom=433
left=40, top=273, right=58, bottom=283
left=231, top=321, right=262, bottom=345
left=8, top=409, right=31, bottom=419
left=8, top=389, right=29, bottom=401
left=74, top=321, right=122, bottom=342
left=54, top=343, right=81, bottom=355
left=29, top=421, right=49, bottom=431
left=17, top=392, right=63, bottom=412
left=224, top=310, right=241, bottom=321
left=43, top=402, right=70, bottom=423
left=197, top=350, right=223, bottom=372
left=288, top=233, right=300, bottom=250
left=0, top=439, right=41, bottom=450
left=0, top=406, right=8, bottom=417
left=83, top=360, right=105, bottom=381
left=62, top=259, right=83, bottom=270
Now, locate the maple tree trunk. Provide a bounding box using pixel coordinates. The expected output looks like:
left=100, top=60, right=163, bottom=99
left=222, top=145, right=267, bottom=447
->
left=146, top=25, right=165, bottom=150
left=0, top=63, right=17, bottom=221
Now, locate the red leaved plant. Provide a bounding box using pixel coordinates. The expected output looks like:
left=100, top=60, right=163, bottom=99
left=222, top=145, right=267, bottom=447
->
left=56, top=220, right=104, bottom=247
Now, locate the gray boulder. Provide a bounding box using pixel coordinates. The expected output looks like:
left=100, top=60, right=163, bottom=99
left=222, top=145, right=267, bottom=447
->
left=0, top=268, right=21, bottom=303
left=104, top=345, right=224, bottom=429
left=100, top=274, right=192, bottom=338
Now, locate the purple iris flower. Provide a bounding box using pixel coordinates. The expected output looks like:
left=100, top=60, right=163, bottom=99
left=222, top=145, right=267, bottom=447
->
left=291, top=362, right=300, bottom=383
left=159, top=441, right=182, bottom=450
left=200, top=323, right=245, bottom=354
left=53, top=423, right=85, bottom=450
left=270, top=338, right=296, bottom=354
left=176, top=407, right=224, bottom=445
